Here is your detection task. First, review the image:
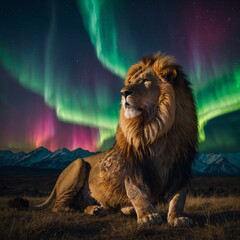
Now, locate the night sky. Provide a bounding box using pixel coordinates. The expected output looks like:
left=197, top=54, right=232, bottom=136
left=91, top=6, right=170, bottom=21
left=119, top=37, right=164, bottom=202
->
left=0, top=0, right=239, bottom=153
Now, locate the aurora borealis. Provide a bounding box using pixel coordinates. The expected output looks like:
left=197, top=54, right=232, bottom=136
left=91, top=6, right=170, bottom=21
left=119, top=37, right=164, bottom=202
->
left=0, top=0, right=239, bottom=153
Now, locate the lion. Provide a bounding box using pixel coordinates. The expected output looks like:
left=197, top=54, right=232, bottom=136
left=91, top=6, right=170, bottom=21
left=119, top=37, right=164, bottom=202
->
left=13, top=52, right=198, bottom=226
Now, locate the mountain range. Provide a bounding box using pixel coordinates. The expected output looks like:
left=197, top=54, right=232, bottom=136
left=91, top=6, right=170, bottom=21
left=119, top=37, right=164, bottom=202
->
left=0, top=147, right=239, bottom=176
left=0, top=147, right=96, bottom=170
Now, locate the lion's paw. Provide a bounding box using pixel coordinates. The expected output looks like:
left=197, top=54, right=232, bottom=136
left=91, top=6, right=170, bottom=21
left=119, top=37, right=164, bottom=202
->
left=137, top=213, right=162, bottom=225
left=169, top=217, right=193, bottom=227
left=64, top=207, right=76, bottom=213
left=84, top=205, right=101, bottom=216
left=121, top=206, right=135, bottom=215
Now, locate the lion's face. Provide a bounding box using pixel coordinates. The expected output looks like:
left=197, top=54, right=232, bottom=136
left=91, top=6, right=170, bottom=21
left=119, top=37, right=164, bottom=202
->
left=120, top=56, right=177, bottom=121
left=121, top=69, right=161, bottom=119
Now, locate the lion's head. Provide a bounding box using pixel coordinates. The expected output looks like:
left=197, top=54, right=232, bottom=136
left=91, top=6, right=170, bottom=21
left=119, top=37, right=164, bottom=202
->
left=121, top=53, right=176, bottom=121
left=116, top=52, right=198, bottom=161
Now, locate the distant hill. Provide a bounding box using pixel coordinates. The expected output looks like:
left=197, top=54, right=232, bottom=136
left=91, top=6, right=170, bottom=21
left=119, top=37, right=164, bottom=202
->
left=0, top=147, right=240, bottom=176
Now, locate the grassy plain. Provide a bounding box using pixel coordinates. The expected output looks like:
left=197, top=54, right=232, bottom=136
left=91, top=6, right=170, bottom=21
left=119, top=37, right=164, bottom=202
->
left=0, top=170, right=239, bottom=240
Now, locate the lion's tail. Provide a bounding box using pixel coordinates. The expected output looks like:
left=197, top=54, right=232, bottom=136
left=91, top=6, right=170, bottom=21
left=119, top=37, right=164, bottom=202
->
left=8, top=187, right=56, bottom=211
left=32, top=186, right=56, bottom=210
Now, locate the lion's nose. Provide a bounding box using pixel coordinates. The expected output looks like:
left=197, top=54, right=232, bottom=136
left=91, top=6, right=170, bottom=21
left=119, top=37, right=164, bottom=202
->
left=121, top=90, right=133, bottom=98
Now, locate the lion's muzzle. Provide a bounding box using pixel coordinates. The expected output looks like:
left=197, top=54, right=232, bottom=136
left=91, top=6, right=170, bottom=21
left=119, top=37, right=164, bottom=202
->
left=121, top=89, right=133, bottom=98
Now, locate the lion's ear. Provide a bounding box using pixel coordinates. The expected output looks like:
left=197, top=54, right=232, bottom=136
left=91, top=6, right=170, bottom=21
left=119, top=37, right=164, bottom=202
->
left=160, top=67, right=177, bottom=82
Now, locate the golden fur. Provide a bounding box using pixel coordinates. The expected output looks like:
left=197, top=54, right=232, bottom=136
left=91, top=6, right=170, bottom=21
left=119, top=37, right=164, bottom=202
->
left=13, top=53, right=198, bottom=226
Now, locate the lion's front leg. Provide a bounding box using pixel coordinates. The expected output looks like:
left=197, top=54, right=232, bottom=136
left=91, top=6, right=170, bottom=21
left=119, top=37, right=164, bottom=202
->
left=124, top=177, right=161, bottom=224
left=167, top=188, right=193, bottom=227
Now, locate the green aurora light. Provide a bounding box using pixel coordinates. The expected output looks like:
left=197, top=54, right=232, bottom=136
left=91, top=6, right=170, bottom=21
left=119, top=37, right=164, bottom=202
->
left=77, top=0, right=136, bottom=78
left=196, top=65, right=240, bottom=141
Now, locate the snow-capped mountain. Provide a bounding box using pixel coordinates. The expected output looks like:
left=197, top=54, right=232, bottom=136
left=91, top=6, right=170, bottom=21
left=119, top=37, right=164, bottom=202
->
left=31, top=147, right=95, bottom=170
left=0, top=147, right=96, bottom=170
left=16, top=147, right=52, bottom=167
left=192, top=153, right=240, bottom=176
left=0, top=150, right=25, bottom=166
left=0, top=148, right=239, bottom=176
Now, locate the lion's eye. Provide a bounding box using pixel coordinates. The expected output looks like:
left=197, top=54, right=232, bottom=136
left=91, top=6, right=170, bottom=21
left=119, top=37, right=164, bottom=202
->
left=143, top=79, right=151, bottom=87
left=140, top=79, right=148, bottom=83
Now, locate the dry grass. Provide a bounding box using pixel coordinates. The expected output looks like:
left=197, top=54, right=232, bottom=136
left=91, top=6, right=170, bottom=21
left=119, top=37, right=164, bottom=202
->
left=0, top=195, right=239, bottom=240
left=0, top=174, right=239, bottom=239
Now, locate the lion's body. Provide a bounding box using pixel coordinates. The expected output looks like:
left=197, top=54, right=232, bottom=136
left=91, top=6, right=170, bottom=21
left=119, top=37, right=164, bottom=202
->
left=23, top=53, right=198, bottom=226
